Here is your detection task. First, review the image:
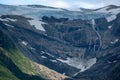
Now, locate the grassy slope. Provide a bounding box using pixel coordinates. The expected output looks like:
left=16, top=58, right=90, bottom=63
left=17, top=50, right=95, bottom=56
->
left=0, top=48, right=20, bottom=80
left=0, top=47, right=45, bottom=80
left=8, top=48, right=36, bottom=75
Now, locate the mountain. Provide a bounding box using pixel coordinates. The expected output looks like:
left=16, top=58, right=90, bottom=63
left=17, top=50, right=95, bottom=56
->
left=26, top=5, right=58, bottom=9
left=0, top=4, right=112, bottom=20
left=0, top=16, right=67, bottom=80
left=94, top=5, right=120, bottom=15
left=80, top=5, right=120, bottom=15
left=0, top=4, right=120, bottom=80
left=96, top=5, right=120, bottom=11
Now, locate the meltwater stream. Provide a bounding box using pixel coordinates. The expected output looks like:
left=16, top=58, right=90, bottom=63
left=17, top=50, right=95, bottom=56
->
left=91, top=19, right=102, bottom=51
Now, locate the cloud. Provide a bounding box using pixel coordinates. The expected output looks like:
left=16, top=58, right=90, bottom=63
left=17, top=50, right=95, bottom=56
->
left=74, top=2, right=105, bottom=9
left=0, top=0, right=120, bottom=9
left=48, top=0, right=71, bottom=8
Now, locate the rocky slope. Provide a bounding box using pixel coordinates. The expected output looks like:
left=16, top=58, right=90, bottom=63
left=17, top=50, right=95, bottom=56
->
left=0, top=24, right=67, bottom=80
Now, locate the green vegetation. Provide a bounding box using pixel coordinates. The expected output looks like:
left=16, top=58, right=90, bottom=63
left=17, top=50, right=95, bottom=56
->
left=0, top=48, right=20, bottom=80
left=8, top=48, right=36, bottom=75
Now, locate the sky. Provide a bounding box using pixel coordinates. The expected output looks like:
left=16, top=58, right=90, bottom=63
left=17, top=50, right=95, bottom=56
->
left=0, top=0, right=120, bottom=9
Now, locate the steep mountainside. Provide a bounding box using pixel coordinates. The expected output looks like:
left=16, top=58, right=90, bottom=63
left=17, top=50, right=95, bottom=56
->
left=0, top=25, right=67, bottom=80
left=0, top=4, right=120, bottom=80
left=0, top=30, right=44, bottom=80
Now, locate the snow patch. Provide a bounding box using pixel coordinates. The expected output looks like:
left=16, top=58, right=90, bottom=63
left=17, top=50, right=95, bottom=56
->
left=40, top=51, right=55, bottom=58
left=84, top=58, right=97, bottom=72
left=0, top=18, right=9, bottom=21
left=106, top=15, right=116, bottom=22
left=111, top=39, right=119, bottom=44
left=41, top=51, right=45, bottom=54
left=28, top=19, right=46, bottom=31
left=113, top=60, right=117, bottom=63
left=46, top=52, right=55, bottom=58
left=6, top=18, right=17, bottom=22
left=96, top=7, right=108, bottom=13
left=108, top=60, right=117, bottom=63
left=21, top=41, right=28, bottom=46
left=91, top=19, right=95, bottom=27
left=4, top=23, right=14, bottom=27
left=108, top=25, right=112, bottom=29
left=50, top=60, right=57, bottom=63
left=41, top=56, right=47, bottom=59
left=0, top=18, right=17, bottom=22
left=57, top=57, right=97, bottom=72
left=109, top=8, right=120, bottom=14
left=30, top=47, right=35, bottom=50
left=96, top=8, right=120, bottom=15
left=62, top=73, right=66, bottom=75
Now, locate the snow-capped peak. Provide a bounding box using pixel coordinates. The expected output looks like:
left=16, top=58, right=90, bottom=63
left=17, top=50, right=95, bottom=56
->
left=26, top=5, right=58, bottom=9
left=79, top=5, right=120, bottom=15
left=94, top=5, right=120, bottom=15
left=97, top=5, right=120, bottom=11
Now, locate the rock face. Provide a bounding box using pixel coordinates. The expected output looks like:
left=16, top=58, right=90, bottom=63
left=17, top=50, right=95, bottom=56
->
left=0, top=4, right=120, bottom=80
left=0, top=28, right=67, bottom=80
left=73, top=13, right=120, bottom=80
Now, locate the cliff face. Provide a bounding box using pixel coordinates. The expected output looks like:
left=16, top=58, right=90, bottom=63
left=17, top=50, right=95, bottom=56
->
left=73, top=13, right=120, bottom=80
